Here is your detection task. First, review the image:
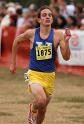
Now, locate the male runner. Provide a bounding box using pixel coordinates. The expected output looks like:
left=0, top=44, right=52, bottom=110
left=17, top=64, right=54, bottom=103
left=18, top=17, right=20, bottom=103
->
left=10, top=5, right=71, bottom=124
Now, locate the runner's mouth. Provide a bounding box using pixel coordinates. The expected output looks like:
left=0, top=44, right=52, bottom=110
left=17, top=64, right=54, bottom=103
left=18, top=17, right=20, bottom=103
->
left=46, top=20, right=50, bottom=23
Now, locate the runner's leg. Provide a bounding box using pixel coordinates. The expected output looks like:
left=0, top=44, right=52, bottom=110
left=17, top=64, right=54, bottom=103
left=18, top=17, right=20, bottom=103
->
left=30, top=83, right=51, bottom=124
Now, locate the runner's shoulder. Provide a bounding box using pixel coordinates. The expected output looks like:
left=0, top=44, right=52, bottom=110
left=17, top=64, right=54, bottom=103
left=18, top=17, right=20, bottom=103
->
left=25, top=28, right=36, bottom=37
left=53, top=29, right=64, bottom=40
left=53, top=29, right=63, bottom=35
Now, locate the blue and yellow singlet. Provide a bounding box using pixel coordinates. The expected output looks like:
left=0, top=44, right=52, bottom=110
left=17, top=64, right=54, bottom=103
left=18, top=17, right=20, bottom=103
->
left=28, top=27, right=56, bottom=72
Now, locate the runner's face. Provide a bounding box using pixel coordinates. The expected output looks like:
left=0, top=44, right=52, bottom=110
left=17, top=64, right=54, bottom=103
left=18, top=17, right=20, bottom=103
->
left=38, top=9, right=53, bottom=26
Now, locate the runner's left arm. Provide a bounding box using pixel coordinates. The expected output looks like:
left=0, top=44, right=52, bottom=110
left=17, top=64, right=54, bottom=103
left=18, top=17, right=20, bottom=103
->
left=59, top=28, right=71, bottom=61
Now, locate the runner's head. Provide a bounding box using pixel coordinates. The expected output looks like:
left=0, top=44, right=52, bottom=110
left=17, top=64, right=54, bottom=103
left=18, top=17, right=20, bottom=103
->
left=37, top=5, right=53, bottom=26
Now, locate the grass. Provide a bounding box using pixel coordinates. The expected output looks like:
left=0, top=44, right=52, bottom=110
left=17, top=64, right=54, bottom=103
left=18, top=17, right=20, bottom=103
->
left=0, top=66, right=84, bottom=124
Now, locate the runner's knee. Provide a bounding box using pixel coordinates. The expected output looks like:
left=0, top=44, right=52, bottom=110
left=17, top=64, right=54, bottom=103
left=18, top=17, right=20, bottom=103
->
left=37, top=97, right=47, bottom=108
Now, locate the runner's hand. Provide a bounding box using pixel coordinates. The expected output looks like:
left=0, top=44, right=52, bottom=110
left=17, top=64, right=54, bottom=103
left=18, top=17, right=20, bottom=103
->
left=10, top=63, right=16, bottom=75
left=64, top=28, right=71, bottom=42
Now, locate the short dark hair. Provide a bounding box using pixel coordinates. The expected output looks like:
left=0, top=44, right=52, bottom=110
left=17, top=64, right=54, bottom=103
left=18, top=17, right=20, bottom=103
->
left=16, top=8, right=22, bottom=15
left=37, top=5, right=52, bottom=18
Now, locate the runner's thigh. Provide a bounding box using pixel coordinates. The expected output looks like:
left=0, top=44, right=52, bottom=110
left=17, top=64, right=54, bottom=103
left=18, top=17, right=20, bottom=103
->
left=30, top=83, right=46, bottom=102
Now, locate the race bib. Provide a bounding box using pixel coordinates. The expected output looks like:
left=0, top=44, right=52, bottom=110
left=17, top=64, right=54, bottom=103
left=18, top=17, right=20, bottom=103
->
left=36, top=45, right=52, bottom=60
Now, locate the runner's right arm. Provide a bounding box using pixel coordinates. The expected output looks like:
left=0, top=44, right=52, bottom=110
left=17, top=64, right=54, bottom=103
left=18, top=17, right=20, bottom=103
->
left=10, top=29, right=34, bottom=74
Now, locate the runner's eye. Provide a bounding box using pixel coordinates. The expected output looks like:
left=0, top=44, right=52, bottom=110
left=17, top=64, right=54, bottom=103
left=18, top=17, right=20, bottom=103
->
left=42, top=13, right=52, bottom=17
left=42, top=13, right=46, bottom=17
left=48, top=13, right=52, bottom=17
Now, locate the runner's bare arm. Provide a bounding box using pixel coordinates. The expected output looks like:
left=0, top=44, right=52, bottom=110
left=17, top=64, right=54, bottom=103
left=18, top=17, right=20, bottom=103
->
left=12, top=29, right=34, bottom=64
left=10, top=29, right=34, bottom=74
left=59, top=28, right=71, bottom=60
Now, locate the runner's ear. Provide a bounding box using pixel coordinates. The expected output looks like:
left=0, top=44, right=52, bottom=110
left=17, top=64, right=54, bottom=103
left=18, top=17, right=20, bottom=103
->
left=37, top=18, right=41, bottom=23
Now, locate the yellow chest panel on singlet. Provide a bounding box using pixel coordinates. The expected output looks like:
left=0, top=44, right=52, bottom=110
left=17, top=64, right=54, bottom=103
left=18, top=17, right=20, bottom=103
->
left=36, top=45, right=52, bottom=60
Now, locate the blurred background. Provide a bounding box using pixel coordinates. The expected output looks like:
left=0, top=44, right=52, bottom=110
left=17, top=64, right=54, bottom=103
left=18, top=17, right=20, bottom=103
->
left=0, top=0, right=84, bottom=75
left=0, top=1, right=84, bottom=124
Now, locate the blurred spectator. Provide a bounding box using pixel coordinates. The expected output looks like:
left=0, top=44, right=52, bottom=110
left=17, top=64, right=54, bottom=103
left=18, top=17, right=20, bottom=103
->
left=64, top=15, right=78, bottom=30
left=75, top=3, right=84, bottom=27
left=1, top=1, right=84, bottom=31
left=0, top=14, right=4, bottom=23
left=51, top=5, right=60, bottom=28
left=82, top=8, right=84, bottom=21
left=50, top=0, right=58, bottom=4
left=15, top=4, right=23, bottom=10
left=49, top=3, right=54, bottom=10
left=52, top=5, right=60, bottom=17
left=29, top=3, right=39, bottom=28
left=60, top=2, right=75, bottom=19
left=0, top=2, right=7, bottom=23
left=1, top=5, right=7, bottom=17
left=9, top=14, right=17, bottom=26
left=16, top=8, right=24, bottom=27
left=5, top=2, right=15, bottom=8
left=1, top=6, right=16, bottom=27
left=22, top=7, right=28, bottom=12
left=32, top=13, right=40, bottom=28
left=66, top=4, right=75, bottom=16
left=59, top=2, right=69, bottom=19
left=80, top=18, right=84, bottom=30
left=50, top=0, right=62, bottom=5
left=15, top=7, right=24, bottom=37
left=69, top=0, right=75, bottom=5
left=21, top=8, right=33, bottom=28
left=29, top=3, right=38, bottom=11
left=29, top=3, right=38, bottom=18
left=56, top=15, right=67, bottom=29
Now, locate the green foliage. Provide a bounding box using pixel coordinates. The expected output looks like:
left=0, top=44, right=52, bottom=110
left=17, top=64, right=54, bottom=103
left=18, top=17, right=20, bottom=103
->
left=5, top=0, right=50, bottom=7
left=66, top=0, right=84, bottom=4
left=5, top=0, right=84, bottom=7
